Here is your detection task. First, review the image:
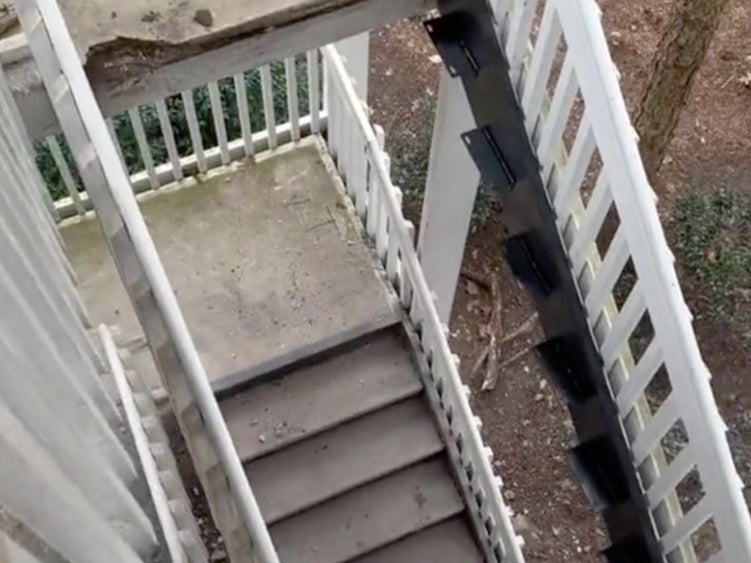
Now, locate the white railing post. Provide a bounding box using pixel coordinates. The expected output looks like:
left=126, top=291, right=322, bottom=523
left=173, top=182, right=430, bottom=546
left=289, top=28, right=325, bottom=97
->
left=501, top=0, right=751, bottom=559
left=128, top=107, right=159, bottom=190
left=366, top=125, right=386, bottom=238
left=284, top=57, right=301, bottom=141
left=181, top=90, right=208, bottom=173
left=505, top=0, right=540, bottom=87
left=155, top=99, right=184, bottom=182
left=560, top=2, right=751, bottom=557
left=307, top=49, right=321, bottom=133
left=320, top=45, right=525, bottom=563
left=417, top=70, right=480, bottom=324
left=102, top=325, right=205, bottom=563
left=334, top=33, right=370, bottom=103
left=207, top=81, right=230, bottom=165
left=386, top=186, right=404, bottom=283
left=260, top=65, right=277, bottom=150
left=233, top=73, right=254, bottom=157
left=47, top=135, right=85, bottom=215
left=374, top=128, right=391, bottom=260
left=106, top=117, right=128, bottom=169
left=330, top=34, right=369, bottom=217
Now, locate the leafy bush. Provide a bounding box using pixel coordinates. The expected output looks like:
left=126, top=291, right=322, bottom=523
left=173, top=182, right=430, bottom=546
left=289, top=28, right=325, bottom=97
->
left=671, top=189, right=751, bottom=324
left=390, top=98, right=435, bottom=204
left=389, top=96, right=497, bottom=230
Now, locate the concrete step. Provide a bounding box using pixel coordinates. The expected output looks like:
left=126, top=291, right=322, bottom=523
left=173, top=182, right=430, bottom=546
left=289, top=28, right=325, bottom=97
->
left=269, top=457, right=465, bottom=563
left=351, top=517, right=484, bottom=563
left=220, top=329, right=422, bottom=461
left=248, top=397, right=445, bottom=524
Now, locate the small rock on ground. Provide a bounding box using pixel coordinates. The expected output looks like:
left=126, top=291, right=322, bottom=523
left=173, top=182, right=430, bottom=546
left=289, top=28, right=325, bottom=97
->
left=194, top=8, right=213, bottom=28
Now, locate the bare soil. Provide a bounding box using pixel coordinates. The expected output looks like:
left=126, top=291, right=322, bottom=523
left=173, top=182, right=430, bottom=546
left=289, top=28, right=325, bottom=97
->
left=369, top=3, right=751, bottom=560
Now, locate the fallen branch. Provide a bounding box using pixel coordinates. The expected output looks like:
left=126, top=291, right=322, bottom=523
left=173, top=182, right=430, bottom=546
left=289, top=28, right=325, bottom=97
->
left=480, top=346, right=537, bottom=391
left=472, top=311, right=540, bottom=391
left=496, top=348, right=532, bottom=375
left=460, top=268, right=490, bottom=292
left=469, top=345, right=490, bottom=381
left=500, top=312, right=539, bottom=345
left=481, top=274, right=503, bottom=391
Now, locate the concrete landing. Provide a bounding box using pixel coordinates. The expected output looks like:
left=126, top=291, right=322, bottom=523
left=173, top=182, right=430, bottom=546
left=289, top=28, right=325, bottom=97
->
left=62, top=140, right=398, bottom=389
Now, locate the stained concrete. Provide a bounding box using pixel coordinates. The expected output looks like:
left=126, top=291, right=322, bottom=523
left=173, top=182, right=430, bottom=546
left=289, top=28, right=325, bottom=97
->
left=62, top=141, right=398, bottom=388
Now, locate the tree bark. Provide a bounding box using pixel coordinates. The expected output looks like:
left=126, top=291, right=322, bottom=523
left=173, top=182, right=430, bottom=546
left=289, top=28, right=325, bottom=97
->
left=633, top=0, right=731, bottom=182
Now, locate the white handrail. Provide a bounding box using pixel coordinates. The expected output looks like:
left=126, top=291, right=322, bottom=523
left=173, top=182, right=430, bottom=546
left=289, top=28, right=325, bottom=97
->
left=101, top=325, right=191, bottom=563
left=19, top=0, right=281, bottom=560
left=560, top=0, right=751, bottom=555
left=497, top=0, right=751, bottom=558
left=321, top=44, right=525, bottom=563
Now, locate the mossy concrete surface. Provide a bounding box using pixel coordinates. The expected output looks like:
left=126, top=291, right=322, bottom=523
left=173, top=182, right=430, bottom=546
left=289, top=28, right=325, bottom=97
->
left=62, top=144, right=396, bottom=388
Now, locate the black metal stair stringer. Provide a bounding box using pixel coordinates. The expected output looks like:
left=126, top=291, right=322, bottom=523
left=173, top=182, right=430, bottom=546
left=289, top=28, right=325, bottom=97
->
left=424, top=3, right=663, bottom=561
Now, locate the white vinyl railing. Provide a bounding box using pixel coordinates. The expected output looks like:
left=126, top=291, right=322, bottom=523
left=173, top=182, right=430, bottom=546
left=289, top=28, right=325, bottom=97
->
left=44, top=52, right=324, bottom=221
left=14, top=0, right=280, bottom=561
left=101, top=325, right=208, bottom=563
left=322, top=44, right=526, bottom=563
left=0, top=63, right=158, bottom=563
left=497, top=0, right=751, bottom=560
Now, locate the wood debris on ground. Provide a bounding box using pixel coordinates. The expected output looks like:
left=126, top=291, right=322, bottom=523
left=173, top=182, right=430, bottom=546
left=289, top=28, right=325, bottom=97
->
left=463, top=269, right=540, bottom=391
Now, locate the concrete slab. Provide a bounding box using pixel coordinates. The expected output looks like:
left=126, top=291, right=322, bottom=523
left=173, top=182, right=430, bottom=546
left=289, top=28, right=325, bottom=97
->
left=62, top=140, right=398, bottom=388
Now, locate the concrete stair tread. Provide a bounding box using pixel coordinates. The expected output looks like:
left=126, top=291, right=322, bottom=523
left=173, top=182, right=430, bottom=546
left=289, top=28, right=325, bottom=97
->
left=350, top=517, right=484, bottom=563
left=248, top=396, right=445, bottom=524
left=220, top=328, right=422, bottom=461
left=269, top=457, right=464, bottom=563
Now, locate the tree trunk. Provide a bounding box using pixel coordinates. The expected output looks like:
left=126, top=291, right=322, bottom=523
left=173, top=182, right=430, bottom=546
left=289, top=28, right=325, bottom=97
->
left=633, top=0, right=730, bottom=182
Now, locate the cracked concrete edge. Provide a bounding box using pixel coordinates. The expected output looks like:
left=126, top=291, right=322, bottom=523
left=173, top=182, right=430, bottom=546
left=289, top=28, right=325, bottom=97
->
left=1, top=0, right=433, bottom=139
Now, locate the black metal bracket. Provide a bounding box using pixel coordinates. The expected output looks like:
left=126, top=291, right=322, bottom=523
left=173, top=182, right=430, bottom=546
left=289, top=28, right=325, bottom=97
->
left=425, top=2, right=663, bottom=561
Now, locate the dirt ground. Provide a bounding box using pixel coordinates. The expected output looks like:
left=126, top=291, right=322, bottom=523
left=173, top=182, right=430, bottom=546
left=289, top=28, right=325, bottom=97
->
left=369, top=2, right=751, bottom=560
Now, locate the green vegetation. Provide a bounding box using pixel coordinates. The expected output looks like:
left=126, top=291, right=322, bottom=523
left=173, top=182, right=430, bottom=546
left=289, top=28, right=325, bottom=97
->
left=670, top=189, right=751, bottom=333
left=389, top=97, right=498, bottom=230
left=36, top=64, right=500, bottom=232
left=36, top=58, right=312, bottom=200
left=390, top=98, right=435, bottom=204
